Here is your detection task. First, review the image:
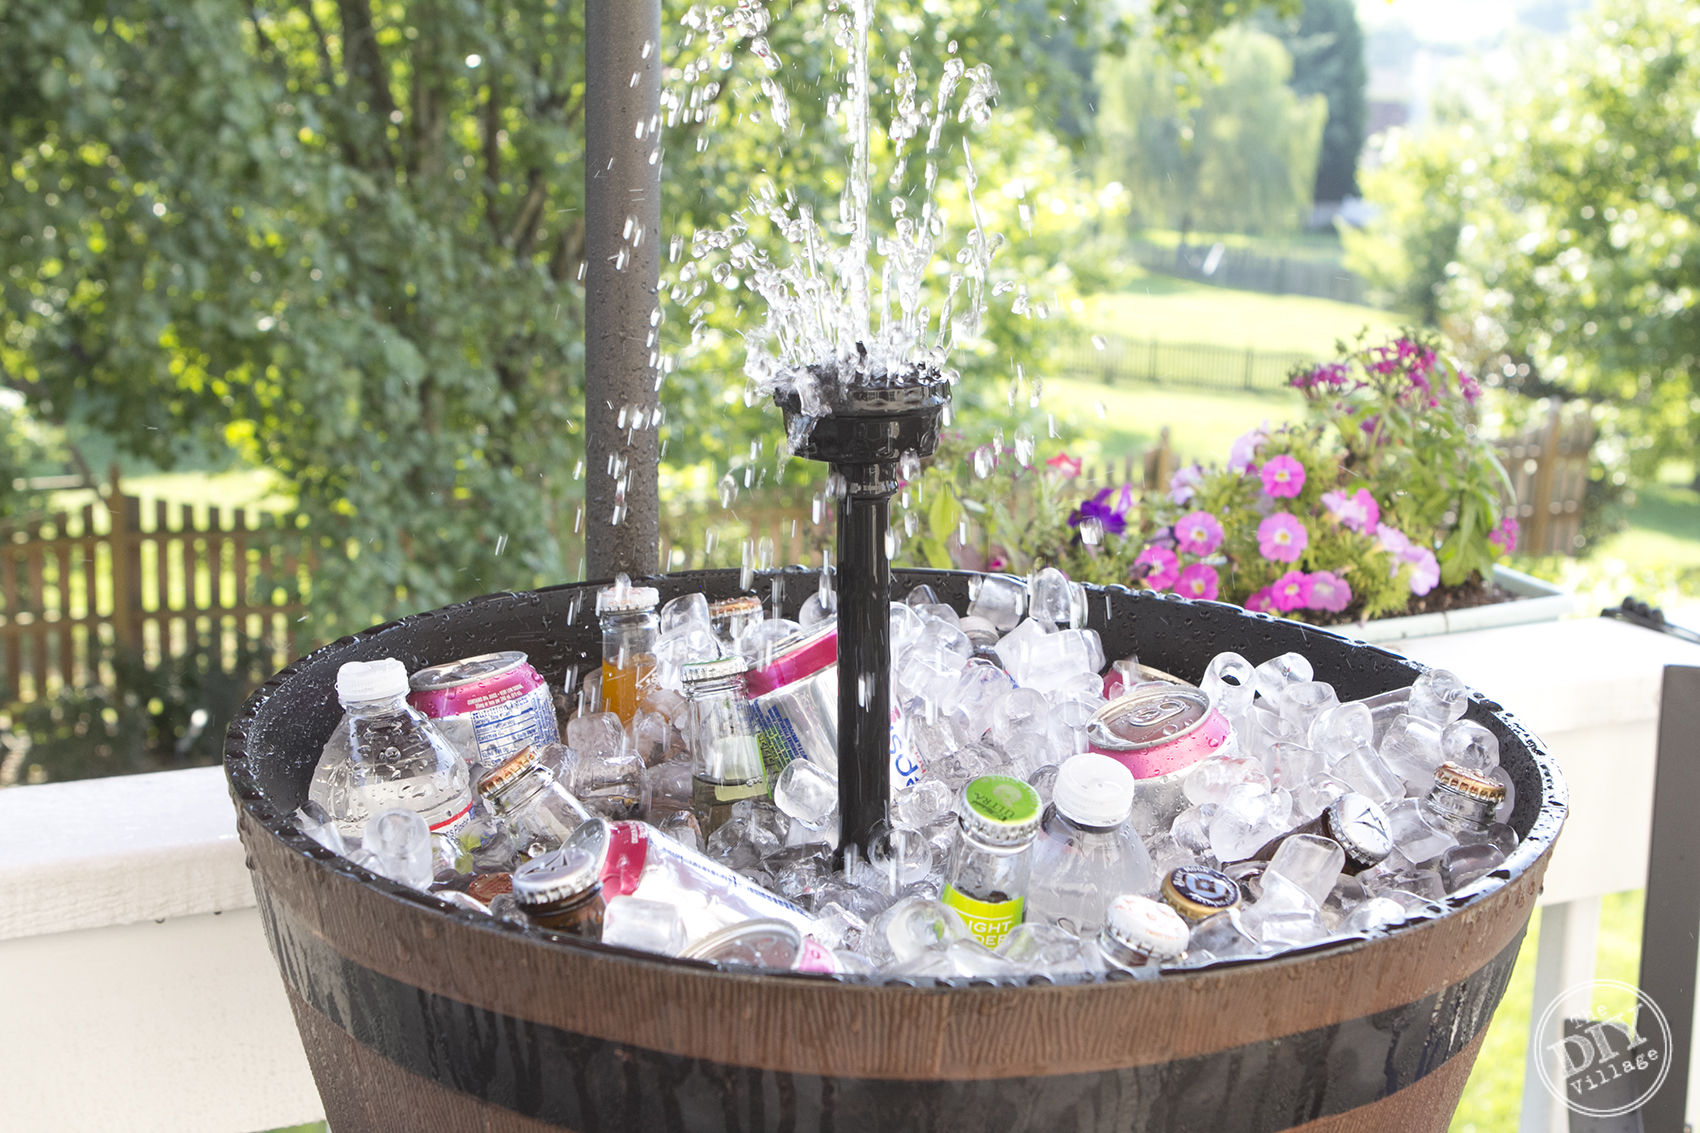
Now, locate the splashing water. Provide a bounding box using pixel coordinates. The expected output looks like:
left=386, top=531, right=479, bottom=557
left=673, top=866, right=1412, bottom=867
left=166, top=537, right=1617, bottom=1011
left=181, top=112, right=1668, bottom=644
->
left=672, top=0, right=1002, bottom=413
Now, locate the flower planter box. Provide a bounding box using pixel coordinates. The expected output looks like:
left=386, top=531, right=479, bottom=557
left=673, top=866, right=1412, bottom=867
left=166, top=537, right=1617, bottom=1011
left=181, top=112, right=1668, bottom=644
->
left=1346, top=565, right=1576, bottom=644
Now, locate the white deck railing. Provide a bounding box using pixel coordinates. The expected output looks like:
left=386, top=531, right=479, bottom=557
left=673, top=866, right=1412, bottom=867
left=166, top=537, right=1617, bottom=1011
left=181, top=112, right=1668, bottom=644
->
left=2, top=615, right=1697, bottom=1133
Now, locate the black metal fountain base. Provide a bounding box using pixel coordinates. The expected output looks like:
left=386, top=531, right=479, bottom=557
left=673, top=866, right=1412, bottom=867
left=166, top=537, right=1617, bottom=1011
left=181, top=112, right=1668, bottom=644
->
left=774, top=366, right=951, bottom=863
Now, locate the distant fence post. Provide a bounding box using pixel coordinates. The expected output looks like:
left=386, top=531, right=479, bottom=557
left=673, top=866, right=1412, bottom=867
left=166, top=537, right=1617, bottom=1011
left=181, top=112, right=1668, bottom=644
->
left=1243, top=346, right=1255, bottom=391
left=105, top=466, right=142, bottom=654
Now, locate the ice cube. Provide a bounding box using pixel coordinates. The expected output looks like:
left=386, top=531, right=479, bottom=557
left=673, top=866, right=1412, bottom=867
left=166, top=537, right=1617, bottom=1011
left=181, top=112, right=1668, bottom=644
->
left=1441, top=720, right=1500, bottom=773
left=888, top=937, right=1021, bottom=978
left=1378, top=714, right=1445, bottom=787
left=942, top=660, right=1015, bottom=738
left=1408, top=669, right=1468, bottom=725
left=1292, top=775, right=1349, bottom=823
left=1439, top=842, right=1507, bottom=892
left=917, top=602, right=962, bottom=627
left=1332, top=744, right=1405, bottom=805
left=296, top=802, right=347, bottom=855
left=890, top=601, right=926, bottom=654
left=566, top=746, right=650, bottom=820
left=990, top=687, right=1050, bottom=745
left=1030, top=566, right=1074, bottom=625
left=1267, top=742, right=1327, bottom=791
left=1383, top=798, right=1456, bottom=865
left=799, top=591, right=837, bottom=627
left=1339, top=895, right=1409, bottom=935
left=873, top=896, right=968, bottom=965
left=359, top=808, right=434, bottom=890
left=659, top=592, right=712, bottom=635
left=1254, top=652, right=1314, bottom=700
left=602, top=895, right=688, bottom=956
left=1183, top=750, right=1270, bottom=806
left=738, top=618, right=804, bottom=666
left=809, top=902, right=869, bottom=951
left=653, top=808, right=704, bottom=853
left=1267, top=833, right=1345, bottom=907
left=1277, top=681, right=1340, bottom=730
left=1027, top=762, right=1061, bottom=806
left=918, top=619, right=972, bottom=659
left=1171, top=804, right=1217, bottom=858
left=997, top=923, right=1105, bottom=978
left=567, top=711, right=626, bottom=757
left=1246, top=704, right=1304, bottom=763
left=774, top=758, right=839, bottom=829
left=968, top=574, right=1026, bottom=631
left=1240, top=871, right=1327, bottom=948
left=1308, top=701, right=1373, bottom=756
left=893, top=779, right=954, bottom=827
left=1190, top=908, right=1258, bottom=958
left=1209, top=783, right=1284, bottom=861
left=630, top=710, right=671, bottom=767
left=906, top=584, right=942, bottom=607
left=647, top=755, right=694, bottom=811
left=870, top=824, right=935, bottom=890
left=1201, top=651, right=1257, bottom=718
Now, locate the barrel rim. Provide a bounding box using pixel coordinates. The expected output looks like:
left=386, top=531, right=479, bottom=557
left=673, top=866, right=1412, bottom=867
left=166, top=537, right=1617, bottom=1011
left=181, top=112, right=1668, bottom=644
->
left=223, top=567, right=1567, bottom=990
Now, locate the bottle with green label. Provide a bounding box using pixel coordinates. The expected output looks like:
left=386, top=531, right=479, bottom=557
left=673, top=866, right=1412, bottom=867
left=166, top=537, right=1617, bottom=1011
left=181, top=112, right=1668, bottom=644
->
left=685, top=656, right=769, bottom=836
left=942, top=775, right=1042, bottom=948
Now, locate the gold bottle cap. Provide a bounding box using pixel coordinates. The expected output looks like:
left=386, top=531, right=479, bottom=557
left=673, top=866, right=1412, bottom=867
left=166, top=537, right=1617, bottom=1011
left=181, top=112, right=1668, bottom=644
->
left=1432, top=761, right=1506, bottom=803
left=477, top=745, right=541, bottom=800
left=1160, top=865, right=1242, bottom=922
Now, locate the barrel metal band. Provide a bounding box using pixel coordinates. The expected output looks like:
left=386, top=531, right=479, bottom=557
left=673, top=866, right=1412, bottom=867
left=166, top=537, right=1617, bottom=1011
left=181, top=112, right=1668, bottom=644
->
left=261, top=888, right=1522, bottom=1132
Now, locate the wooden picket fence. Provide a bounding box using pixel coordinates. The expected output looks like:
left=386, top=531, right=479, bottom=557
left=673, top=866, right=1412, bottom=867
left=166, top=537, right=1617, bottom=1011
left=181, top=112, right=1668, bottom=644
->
left=1496, top=402, right=1595, bottom=556
left=0, top=470, right=311, bottom=704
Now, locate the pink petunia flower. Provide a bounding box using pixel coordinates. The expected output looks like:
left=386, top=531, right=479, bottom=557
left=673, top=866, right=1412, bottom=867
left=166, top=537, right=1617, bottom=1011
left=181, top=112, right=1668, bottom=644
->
left=1168, top=462, right=1204, bottom=505
left=1488, top=514, right=1520, bottom=555
left=1271, top=570, right=1312, bottom=612
left=1046, top=452, right=1083, bottom=478
left=1174, top=510, right=1225, bottom=556
left=1175, top=562, right=1220, bottom=601
left=1306, top=570, right=1353, bottom=613
left=1259, top=454, right=1306, bottom=498
left=1134, top=546, right=1180, bottom=591
left=1257, top=512, right=1309, bottom=563
left=1244, top=587, right=1279, bottom=614
left=1228, top=427, right=1267, bottom=474
left=1321, top=487, right=1381, bottom=535
left=1405, top=545, right=1441, bottom=596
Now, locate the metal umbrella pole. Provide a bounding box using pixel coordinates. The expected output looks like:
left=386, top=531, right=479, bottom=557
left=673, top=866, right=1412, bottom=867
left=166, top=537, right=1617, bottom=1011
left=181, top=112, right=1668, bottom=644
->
left=584, top=0, right=662, bottom=578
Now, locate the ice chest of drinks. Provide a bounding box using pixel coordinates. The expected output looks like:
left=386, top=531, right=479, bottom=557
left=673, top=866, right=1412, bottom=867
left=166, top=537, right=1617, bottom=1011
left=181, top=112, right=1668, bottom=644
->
left=226, top=568, right=1565, bottom=1132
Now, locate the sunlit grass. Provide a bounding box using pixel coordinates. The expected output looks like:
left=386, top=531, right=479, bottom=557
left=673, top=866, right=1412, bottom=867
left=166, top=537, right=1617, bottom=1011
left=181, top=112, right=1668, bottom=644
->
left=1079, top=267, right=1402, bottom=356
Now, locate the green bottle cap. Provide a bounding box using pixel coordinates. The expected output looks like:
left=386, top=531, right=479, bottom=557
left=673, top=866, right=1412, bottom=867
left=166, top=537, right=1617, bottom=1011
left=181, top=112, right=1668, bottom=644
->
left=959, top=775, right=1042, bottom=846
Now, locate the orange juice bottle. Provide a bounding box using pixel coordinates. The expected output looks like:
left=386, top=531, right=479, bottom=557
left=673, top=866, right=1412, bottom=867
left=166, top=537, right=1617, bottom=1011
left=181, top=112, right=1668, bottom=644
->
left=596, top=574, right=660, bottom=726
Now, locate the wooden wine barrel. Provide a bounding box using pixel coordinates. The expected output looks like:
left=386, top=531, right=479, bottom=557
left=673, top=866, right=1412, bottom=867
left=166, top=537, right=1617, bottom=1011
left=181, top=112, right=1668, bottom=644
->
left=226, top=568, right=1566, bottom=1133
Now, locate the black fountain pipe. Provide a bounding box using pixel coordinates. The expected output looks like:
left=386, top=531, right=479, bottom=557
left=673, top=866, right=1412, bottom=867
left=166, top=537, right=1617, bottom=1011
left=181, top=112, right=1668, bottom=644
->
left=777, top=372, right=951, bottom=863
left=584, top=0, right=662, bottom=578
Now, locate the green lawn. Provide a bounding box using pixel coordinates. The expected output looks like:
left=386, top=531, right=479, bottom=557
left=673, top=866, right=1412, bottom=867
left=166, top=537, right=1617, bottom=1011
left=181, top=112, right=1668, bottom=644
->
left=1044, top=376, right=1305, bottom=468
left=1080, top=267, right=1402, bottom=356
left=1451, top=892, right=1646, bottom=1133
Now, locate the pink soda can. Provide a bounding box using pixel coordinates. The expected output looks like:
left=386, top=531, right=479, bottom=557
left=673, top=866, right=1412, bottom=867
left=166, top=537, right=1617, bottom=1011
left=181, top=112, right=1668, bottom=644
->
left=408, top=651, right=560, bottom=772
left=1086, top=685, right=1231, bottom=826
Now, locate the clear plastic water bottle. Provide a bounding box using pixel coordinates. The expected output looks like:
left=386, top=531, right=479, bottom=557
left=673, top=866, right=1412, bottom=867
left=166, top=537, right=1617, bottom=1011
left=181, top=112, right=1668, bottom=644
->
left=308, top=658, right=510, bottom=876
left=1027, top=754, right=1153, bottom=934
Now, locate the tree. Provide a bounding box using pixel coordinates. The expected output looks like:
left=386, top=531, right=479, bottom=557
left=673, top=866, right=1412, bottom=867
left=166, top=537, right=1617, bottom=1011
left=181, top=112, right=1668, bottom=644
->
left=1272, top=0, right=1367, bottom=203
left=1096, top=26, right=1328, bottom=236
left=1, top=0, right=1282, bottom=639
left=1346, top=0, right=1700, bottom=481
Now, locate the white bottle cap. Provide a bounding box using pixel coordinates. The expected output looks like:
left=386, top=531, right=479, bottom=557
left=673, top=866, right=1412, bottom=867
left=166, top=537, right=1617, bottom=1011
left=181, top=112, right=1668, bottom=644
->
left=1052, top=752, right=1136, bottom=828
left=1105, top=893, right=1190, bottom=961
left=336, top=658, right=410, bottom=706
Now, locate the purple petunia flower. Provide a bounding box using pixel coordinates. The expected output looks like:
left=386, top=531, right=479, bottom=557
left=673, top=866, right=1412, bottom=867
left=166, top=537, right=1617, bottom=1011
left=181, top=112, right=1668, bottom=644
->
left=1375, top=523, right=1411, bottom=559
left=1405, top=545, right=1441, bottom=596
left=1175, top=562, right=1220, bottom=601
left=1257, top=512, right=1309, bottom=563
left=1168, top=462, right=1204, bottom=505
left=1134, top=546, right=1180, bottom=591
left=1228, top=426, right=1267, bottom=474
left=1174, top=510, right=1225, bottom=556
left=1071, top=483, right=1136, bottom=537
left=1259, top=454, right=1306, bottom=499
left=1244, top=587, right=1278, bottom=614
left=1306, top=571, right=1353, bottom=613
left=1271, top=570, right=1312, bottom=612
left=1321, top=487, right=1381, bottom=535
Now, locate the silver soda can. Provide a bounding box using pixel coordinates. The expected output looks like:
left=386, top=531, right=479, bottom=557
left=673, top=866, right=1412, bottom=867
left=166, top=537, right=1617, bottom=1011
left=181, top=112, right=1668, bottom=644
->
left=408, top=651, right=560, bottom=771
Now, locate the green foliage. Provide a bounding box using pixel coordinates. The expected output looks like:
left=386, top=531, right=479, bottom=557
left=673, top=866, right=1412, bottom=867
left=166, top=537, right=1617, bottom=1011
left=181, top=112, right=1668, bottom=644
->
left=1269, top=0, right=1367, bottom=202
left=0, top=389, right=68, bottom=519
left=0, top=636, right=268, bottom=785
left=1096, top=26, right=1328, bottom=236
left=1347, top=0, right=1700, bottom=482
left=1, top=0, right=1288, bottom=643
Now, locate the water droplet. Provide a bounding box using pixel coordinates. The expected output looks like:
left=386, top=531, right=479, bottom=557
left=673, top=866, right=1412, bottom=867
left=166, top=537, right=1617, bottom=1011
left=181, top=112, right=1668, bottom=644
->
left=1092, top=335, right=1108, bottom=351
